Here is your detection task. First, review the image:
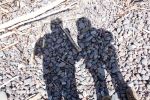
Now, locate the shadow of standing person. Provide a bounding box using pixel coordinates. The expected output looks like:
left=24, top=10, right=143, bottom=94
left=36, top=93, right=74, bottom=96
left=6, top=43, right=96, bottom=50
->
left=34, top=18, right=80, bottom=100
left=76, top=17, right=128, bottom=100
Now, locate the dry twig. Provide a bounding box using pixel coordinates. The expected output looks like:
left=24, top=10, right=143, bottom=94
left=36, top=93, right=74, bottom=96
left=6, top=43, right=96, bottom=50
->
left=27, top=93, right=41, bottom=100
left=0, top=0, right=65, bottom=32
left=8, top=2, right=76, bottom=30
left=0, top=76, right=19, bottom=88
left=63, top=28, right=81, bottom=52
left=142, top=29, right=150, bottom=33
left=0, top=41, right=19, bottom=51
left=0, top=31, right=15, bottom=39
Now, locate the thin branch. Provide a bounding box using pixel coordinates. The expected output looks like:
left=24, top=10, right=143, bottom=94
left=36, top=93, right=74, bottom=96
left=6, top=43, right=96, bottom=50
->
left=8, top=2, right=76, bottom=30
left=0, top=76, right=19, bottom=88
left=0, top=31, right=15, bottom=39
left=143, top=29, right=150, bottom=33
left=0, top=0, right=65, bottom=32
left=63, top=28, right=81, bottom=52
left=0, top=41, right=19, bottom=51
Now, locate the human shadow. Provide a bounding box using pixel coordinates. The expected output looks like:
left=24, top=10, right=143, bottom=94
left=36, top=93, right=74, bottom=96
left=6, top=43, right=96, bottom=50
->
left=34, top=18, right=80, bottom=100
left=76, top=17, right=128, bottom=100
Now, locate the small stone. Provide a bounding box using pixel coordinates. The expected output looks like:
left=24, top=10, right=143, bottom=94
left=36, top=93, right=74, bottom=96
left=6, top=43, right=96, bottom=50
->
left=58, top=62, right=66, bottom=67
left=18, top=63, right=26, bottom=69
left=83, top=91, right=87, bottom=97
left=136, top=74, right=141, bottom=80
left=141, top=69, right=147, bottom=75
left=111, top=93, right=119, bottom=100
left=42, top=0, right=48, bottom=4
left=24, top=77, right=32, bottom=85
left=62, top=81, right=66, bottom=85
left=142, top=75, right=149, bottom=80
left=79, top=93, right=83, bottom=99
left=91, top=31, right=97, bottom=35
left=98, top=67, right=105, bottom=76
left=128, top=82, right=134, bottom=87
left=56, top=38, right=63, bottom=44
left=86, top=36, right=93, bottom=41
left=128, top=45, right=136, bottom=50
left=38, top=88, right=46, bottom=96
left=109, top=90, right=115, bottom=96
left=0, top=91, right=7, bottom=100
left=141, top=58, right=147, bottom=66
left=0, top=75, right=2, bottom=80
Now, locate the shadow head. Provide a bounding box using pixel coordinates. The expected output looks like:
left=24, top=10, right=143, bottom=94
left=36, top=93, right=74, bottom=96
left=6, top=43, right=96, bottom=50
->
left=50, top=18, right=63, bottom=31
left=76, top=17, right=91, bottom=32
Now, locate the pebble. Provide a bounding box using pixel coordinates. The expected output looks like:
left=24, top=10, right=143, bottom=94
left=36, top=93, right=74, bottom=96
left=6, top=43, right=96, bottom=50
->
left=58, top=62, right=66, bottom=67
left=91, top=30, right=97, bottom=35
left=24, top=77, right=32, bottom=86
left=1, top=2, right=150, bottom=100
left=142, top=75, right=149, bottom=80
left=0, top=91, right=7, bottom=100
left=56, top=38, right=63, bottom=44
left=128, top=45, right=136, bottom=50
left=141, top=58, right=148, bottom=66
left=83, top=91, right=87, bottom=97
left=141, top=69, right=147, bottom=75
left=111, top=93, right=119, bottom=100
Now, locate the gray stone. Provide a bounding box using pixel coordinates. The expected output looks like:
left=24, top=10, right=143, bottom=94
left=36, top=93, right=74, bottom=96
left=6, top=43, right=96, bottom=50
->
left=91, top=31, right=97, bottom=35
left=42, top=0, right=48, bottom=4
left=142, top=75, right=149, bottom=80
left=141, top=69, right=147, bottom=75
left=141, top=58, right=147, bottom=66
left=111, top=93, right=119, bottom=100
left=24, top=77, right=32, bottom=85
left=0, top=91, right=7, bottom=100
left=0, top=75, right=2, bottom=80
left=128, top=45, right=136, bottom=50
left=56, top=38, right=63, bottom=44
left=58, top=62, right=66, bottom=67
left=86, top=36, right=93, bottom=41
left=98, top=67, right=105, bottom=76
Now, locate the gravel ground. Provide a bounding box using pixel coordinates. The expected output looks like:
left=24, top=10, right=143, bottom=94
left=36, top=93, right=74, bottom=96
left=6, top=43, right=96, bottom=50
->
left=0, top=0, right=150, bottom=100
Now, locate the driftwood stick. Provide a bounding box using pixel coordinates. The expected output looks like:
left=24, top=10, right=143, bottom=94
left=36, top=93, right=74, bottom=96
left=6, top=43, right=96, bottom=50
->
left=0, top=0, right=65, bottom=32
left=0, top=31, right=15, bottom=39
left=63, top=28, right=81, bottom=52
left=8, top=3, right=76, bottom=30
left=0, top=41, right=19, bottom=51
left=0, top=76, right=19, bottom=88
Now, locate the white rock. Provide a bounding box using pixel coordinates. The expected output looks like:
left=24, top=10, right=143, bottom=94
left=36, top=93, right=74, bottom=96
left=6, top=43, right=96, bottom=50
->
left=141, top=58, right=147, bottom=66
left=141, top=69, right=147, bottom=75
left=109, top=90, right=115, bottom=96
left=18, top=63, right=26, bottom=69
left=142, top=75, right=149, bottom=80
left=0, top=91, right=7, bottom=100
left=111, top=93, right=119, bottom=100
left=83, top=91, right=88, bottom=97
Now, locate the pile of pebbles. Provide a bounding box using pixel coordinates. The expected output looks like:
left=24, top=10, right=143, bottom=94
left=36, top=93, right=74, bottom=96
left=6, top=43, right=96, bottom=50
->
left=0, top=0, right=150, bottom=100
